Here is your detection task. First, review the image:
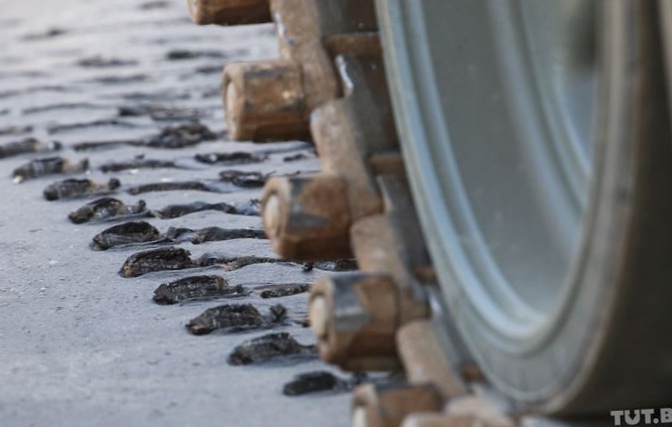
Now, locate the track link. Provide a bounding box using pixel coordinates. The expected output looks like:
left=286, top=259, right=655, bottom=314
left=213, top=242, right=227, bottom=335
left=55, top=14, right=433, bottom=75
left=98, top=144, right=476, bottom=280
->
left=186, top=1, right=557, bottom=426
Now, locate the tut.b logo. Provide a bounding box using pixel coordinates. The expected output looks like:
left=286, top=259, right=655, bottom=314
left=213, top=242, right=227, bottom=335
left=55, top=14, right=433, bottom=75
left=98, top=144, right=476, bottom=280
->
left=611, top=409, right=672, bottom=425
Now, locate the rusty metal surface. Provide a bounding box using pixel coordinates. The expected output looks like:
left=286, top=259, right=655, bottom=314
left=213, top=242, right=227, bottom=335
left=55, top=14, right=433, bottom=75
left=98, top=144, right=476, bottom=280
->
left=270, top=0, right=341, bottom=110
left=396, top=321, right=467, bottom=400
left=223, top=59, right=309, bottom=141
left=312, top=53, right=399, bottom=220
left=226, top=0, right=469, bottom=418
left=187, top=0, right=271, bottom=25
left=262, top=52, right=403, bottom=261
left=402, top=414, right=503, bottom=427
left=222, top=0, right=384, bottom=142
left=186, top=0, right=544, bottom=425
left=309, top=273, right=400, bottom=371
left=352, top=382, right=445, bottom=427
left=262, top=174, right=352, bottom=260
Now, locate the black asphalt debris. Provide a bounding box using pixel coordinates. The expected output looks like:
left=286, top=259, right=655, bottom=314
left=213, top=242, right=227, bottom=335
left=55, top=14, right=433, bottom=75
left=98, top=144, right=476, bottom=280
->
left=0, top=125, right=32, bottom=136
left=119, top=247, right=196, bottom=278
left=72, top=140, right=140, bottom=152
left=186, top=303, right=288, bottom=335
left=195, top=152, right=266, bottom=166
left=43, top=178, right=120, bottom=201
left=117, top=105, right=208, bottom=121
left=100, top=158, right=179, bottom=173
left=282, top=371, right=349, bottom=396
left=72, top=122, right=217, bottom=151
left=302, top=260, right=358, bottom=272
left=0, top=138, right=61, bottom=159
left=256, top=283, right=311, bottom=299
left=68, top=198, right=147, bottom=224
left=22, top=103, right=108, bottom=115
left=126, top=181, right=220, bottom=195
left=139, top=0, right=170, bottom=10
left=94, top=224, right=266, bottom=250
left=219, top=170, right=270, bottom=188
left=85, top=74, right=149, bottom=85
left=152, top=275, right=248, bottom=305
left=77, top=56, right=138, bottom=68
left=202, top=255, right=281, bottom=272
left=91, top=221, right=162, bottom=251
left=148, top=200, right=257, bottom=219
left=283, top=153, right=313, bottom=162
left=119, top=248, right=284, bottom=278
left=118, top=89, right=190, bottom=102
left=220, top=256, right=281, bottom=271
left=23, top=27, right=68, bottom=40
left=165, top=49, right=227, bottom=61
left=143, top=122, right=217, bottom=148
left=13, top=157, right=89, bottom=183
left=165, top=226, right=267, bottom=244
left=227, top=332, right=316, bottom=366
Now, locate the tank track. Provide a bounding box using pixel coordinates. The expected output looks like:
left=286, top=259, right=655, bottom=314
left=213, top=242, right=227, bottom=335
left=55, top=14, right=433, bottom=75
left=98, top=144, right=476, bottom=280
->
left=186, top=1, right=545, bottom=426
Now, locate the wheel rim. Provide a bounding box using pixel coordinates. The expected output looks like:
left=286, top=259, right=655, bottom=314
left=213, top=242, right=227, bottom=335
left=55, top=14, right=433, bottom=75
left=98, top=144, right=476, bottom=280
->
left=378, top=0, right=598, bottom=342
left=375, top=0, right=671, bottom=411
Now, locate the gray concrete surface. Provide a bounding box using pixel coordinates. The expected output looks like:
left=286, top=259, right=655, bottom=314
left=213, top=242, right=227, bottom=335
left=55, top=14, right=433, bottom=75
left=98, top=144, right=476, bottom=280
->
left=0, top=0, right=351, bottom=426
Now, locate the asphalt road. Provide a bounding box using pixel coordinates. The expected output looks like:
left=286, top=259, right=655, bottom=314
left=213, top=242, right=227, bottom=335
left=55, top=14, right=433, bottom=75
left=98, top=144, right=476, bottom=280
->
left=0, top=0, right=351, bottom=426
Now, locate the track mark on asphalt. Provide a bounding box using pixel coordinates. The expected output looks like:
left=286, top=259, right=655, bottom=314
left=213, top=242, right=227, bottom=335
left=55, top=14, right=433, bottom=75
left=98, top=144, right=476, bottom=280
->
left=91, top=221, right=162, bottom=250
left=43, top=178, right=120, bottom=201
left=218, top=170, right=270, bottom=188
left=76, top=56, right=138, bottom=68
left=255, top=283, right=311, bottom=299
left=195, top=152, right=266, bottom=166
left=153, top=275, right=248, bottom=305
left=126, top=180, right=231, bottom=195
left=148, top=200, right=260, bottom=219
left=68, top=197, right=148, bottom=224
left=13, top=157, right=89, bottom=183
left=119, top=247, right=286, bottom=278
left=117, top=105, right=210, bottom=121
left=92, top=221, right=266, bottom=250
left=99, top=157, right=185, bottom=173
left=227, top=332, right=316, bottom=366
left=186, top=303, right=288, bottom=335
left=72, top=122, right=217, bottom=151
left=282, top=371, right=352, bottom=396
left=0, top=138, right=61, bottom=159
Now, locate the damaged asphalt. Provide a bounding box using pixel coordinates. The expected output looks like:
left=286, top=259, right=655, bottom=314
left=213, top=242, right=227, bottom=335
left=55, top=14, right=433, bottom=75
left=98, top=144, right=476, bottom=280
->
left=0, top=0, right=352, bottom=425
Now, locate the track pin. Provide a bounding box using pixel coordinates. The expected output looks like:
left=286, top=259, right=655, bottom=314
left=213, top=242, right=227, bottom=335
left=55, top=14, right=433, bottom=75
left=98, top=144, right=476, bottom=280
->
left=262, top=174, right=352, bottom=260
left=309, top=272, right=401, bottom=372
left=223, top=59, right=310, bottom=141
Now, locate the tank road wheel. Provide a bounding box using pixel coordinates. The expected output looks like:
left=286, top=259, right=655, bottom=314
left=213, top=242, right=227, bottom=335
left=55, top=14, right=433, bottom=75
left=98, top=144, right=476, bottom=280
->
left=376, top=0, right=672, bottom=415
